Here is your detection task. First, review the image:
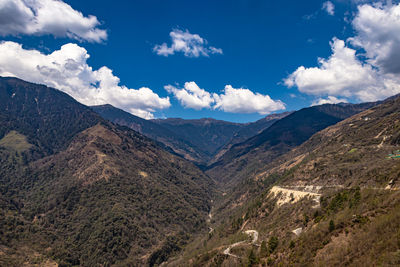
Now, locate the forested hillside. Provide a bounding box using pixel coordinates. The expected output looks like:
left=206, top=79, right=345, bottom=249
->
left=0, top=77, right=214, bottom=266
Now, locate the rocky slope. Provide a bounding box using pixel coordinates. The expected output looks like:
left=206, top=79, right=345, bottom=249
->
left=169, top=95, right=400, bottom=267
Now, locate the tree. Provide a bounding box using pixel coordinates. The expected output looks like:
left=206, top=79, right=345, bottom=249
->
left=268, top=236, right=278, bottom=253
left=260, top=240, right=268, bottom=257
left=247, top=248, right=258, bottom=266
left=329, top=219, right=335, bottom=232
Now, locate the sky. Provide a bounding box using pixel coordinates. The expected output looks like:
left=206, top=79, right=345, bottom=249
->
left=0, top=0, right=400, bottom=122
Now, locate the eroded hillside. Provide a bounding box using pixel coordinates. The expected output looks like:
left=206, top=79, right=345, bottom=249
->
left=166, top=95, right=400, bottom=266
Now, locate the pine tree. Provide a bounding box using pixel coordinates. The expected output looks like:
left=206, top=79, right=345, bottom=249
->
left=260, top=240, right=268, bottom=257
left=247, top=249, right=258, bottom=266
left=268, top=236, right=278, bottom=253
left=329, top=219, right=335, bottom=232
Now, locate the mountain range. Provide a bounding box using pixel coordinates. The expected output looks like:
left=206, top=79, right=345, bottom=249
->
left=1, top=76, right=399, bottom=266
left=92, top=104, right=290, bottom=166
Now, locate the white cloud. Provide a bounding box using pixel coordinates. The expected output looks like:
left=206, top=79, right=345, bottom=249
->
left=286, top=2, right=400, bottom=102
left=153, top=29, right=223, bottom=57
left=285, top=38, right=379, bottom=99
left=322, top=1, right=335, bottom=15
left=0, top=41, right=170, bottom=119
left=213, top=85, right=285, bottom=114
left=311, top=96, right=348, bottom=106
left=165, top=82, right=285, bottom=114
left=0, top=0, right=107, bottom=42
left=351, top=3, right=400, bottom=74
left=164, top=82, right=215, bottom=110
left=285, top=37, right=400, bottom=102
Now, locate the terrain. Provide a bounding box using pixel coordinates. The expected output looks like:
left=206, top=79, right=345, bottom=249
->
left=0, top=77, right=214, bottom=266
left=167, top=94, right=400, bottom=266
left=91, top=104, right=211, bottom=163
left=207, top=102, right=377, bottom=189
left=93, top=104, right=290, bottom=166
left=1, top=76, right=400, bottom=267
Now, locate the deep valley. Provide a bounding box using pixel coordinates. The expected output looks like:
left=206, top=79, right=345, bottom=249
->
left=1, top=77, right=400, bottom=266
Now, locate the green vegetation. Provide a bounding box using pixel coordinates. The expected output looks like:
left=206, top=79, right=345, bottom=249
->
left=328, top=220, right=335, bottom=232
left=0, top=78, right=214, bottom=266
left=348, top=148, right=358, bottom=153
left=169, top=95, right=400, bottom=266
left=247, top=248, right=258, bottom=266
left=268, top=236, right=278, bottom=253
left=0, top=131, right=32, bottom=152
left=260, top=240, right=267, bottom=257
left=2, top=77, right=400, bottom=267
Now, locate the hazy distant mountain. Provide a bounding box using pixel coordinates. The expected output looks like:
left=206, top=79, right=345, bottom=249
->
left=0, top=77, right=213, bottom=266
left=93, top=104, right=290, bottom=166
left=151, top=117, right=244, bottom=162
left=91, top=104, right=207, bottom=163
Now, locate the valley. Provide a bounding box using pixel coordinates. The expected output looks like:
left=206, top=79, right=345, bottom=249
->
left=3, top=0, right=400, bottom=266
left=1, top=77, right=400, bottom=266
left=165, top=94, right=400, bottom=266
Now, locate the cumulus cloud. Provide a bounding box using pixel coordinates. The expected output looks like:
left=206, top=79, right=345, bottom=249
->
left=165, top=82, right=285, bottom=114
left=311, top=96, right=348, bottom=106
left=165, top=82, right=215, bottom=110
left=285, top=2, right=400, bottom=102
left=351, top=3, right=400, bottom=74
left=213, top=85, right=285, bottom=114
left=153, top=29, right=223, bottom=57
left=0, top=0, right=107, bottom=42
left=284, top=38, right=386, bottom=101
left=0, top=41, right=170, bottom=119
left=322, top=1, right=335, bottom=15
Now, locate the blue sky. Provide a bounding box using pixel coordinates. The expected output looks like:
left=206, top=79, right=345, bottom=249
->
left=1, top=0, right=400, bottom=121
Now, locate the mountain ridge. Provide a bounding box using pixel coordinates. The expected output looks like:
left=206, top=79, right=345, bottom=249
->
left=93, top=103, right=290, bottom=165
left=0, top=77, right=214, bottom=266
left=168, top=94, right=400, bottom=267
left=207, top=101, right=379, bottom=189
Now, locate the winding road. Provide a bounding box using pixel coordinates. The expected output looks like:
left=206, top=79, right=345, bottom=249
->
left=223, top=229, right=259, bottom=258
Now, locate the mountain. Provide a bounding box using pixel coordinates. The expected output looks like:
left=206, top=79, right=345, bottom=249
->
left=91, top=104, right=206, bottom=163
left=93, top=104, right=290, bottom=166
left=227, top=112, right=293, bottom=146
left=3, top=76, right=398, bottom=267
left=211, top=112, right=292, bottom=164
left=152, top=115, right=293, bottom=165
left=151, top=117, right=244, bottom=164
left=0, top=77, right=214, bottom=266
left=0, top=77, right=101, bottom=157
left=207, top=102, right=378, bottom=189
left=169, top=95, right=400, bottom=267
left=261, top=93, right=400, bottom=189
